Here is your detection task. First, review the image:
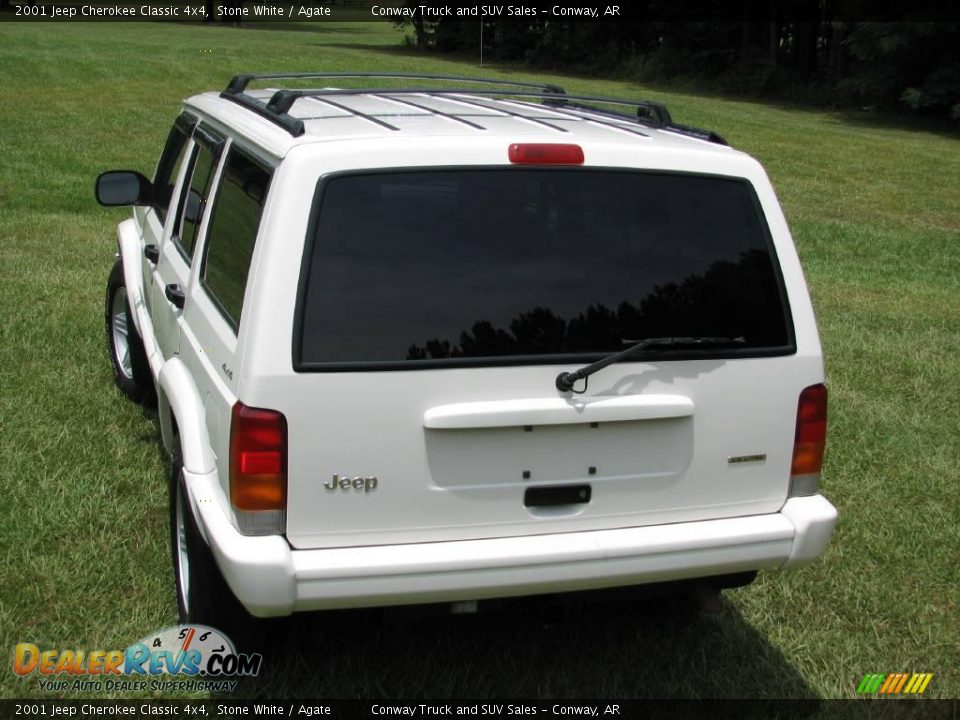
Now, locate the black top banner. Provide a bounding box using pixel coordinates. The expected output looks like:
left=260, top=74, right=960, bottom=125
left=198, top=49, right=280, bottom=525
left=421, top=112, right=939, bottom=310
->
left=2, top=0, right=959, bottom=22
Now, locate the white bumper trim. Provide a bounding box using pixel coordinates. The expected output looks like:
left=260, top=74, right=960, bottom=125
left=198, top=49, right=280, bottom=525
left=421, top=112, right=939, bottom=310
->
left=779, top=493, right=838, bottom=568
left=185, top=469, right=836, bottom=617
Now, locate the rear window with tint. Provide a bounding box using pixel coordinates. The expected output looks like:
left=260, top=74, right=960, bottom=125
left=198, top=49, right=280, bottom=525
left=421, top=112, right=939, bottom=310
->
left=297, top=169, right=793, bottom=369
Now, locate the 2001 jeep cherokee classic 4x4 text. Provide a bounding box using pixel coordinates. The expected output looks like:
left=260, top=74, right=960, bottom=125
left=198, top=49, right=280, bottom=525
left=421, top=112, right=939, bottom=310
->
left=95, top=72, right=837, bottom=626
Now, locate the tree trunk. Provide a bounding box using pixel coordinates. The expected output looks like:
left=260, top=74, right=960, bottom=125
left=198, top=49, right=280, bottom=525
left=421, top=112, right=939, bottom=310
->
left=768, top=0, right=778, bottom=67
left=828, top=21, right=846, bottom=84
left=797, top=21, right=817, bottom=79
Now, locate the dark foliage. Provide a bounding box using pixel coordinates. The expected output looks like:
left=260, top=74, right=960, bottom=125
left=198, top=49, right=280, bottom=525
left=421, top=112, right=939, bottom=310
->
left=392, top=3, right=960, bottom=123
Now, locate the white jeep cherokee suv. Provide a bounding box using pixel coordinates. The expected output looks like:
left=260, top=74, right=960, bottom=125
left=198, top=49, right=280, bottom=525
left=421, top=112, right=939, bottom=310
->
left=96, top=72, right=837, bottom=626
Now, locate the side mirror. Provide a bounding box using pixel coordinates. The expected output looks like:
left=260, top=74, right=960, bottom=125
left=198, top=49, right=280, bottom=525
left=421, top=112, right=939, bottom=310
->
left=95, top=170, right=153, bottom=207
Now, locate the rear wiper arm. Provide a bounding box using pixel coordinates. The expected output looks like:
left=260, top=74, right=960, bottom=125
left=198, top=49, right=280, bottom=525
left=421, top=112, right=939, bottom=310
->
left=555, top=336, right=746, bottom=393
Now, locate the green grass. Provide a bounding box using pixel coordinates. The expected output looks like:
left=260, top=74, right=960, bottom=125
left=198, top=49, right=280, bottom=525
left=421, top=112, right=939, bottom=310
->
left=1, top=22, right=958, bottom=701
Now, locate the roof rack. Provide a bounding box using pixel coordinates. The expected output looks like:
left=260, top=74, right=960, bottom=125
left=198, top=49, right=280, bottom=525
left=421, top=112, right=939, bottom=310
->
left=549, top=99, right=727, bottom=144
left=224, top=72, right=566, bottom=96
left=219, top=73, right=727, bottom=146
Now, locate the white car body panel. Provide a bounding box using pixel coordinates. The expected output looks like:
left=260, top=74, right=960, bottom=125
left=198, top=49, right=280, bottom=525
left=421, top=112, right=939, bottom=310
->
left=110, top=86, right=836, bottom=616
left=232, top=138, right=824, bottom=550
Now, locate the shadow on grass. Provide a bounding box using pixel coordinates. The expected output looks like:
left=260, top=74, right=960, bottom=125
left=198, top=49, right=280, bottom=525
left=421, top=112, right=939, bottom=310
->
left=818, top=108, right=960, bottom=140
left=220, top=588, right=818, bottom=701
left=308, top=41, right=453, bottom=59
left=318, top=42, right=474, bottom=60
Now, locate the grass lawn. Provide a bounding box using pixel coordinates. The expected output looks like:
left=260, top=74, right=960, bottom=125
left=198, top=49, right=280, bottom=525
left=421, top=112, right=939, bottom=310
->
left=1, top=21, right=958, bottom=701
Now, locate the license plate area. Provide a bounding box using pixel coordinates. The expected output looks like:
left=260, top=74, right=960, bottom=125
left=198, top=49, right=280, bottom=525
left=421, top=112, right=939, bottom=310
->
left=524, top=484, right=592, bottom=508
left=425, top=417, right=693, bottom=488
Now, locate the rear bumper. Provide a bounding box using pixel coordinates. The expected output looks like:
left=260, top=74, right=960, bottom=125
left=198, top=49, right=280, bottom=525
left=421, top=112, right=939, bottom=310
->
left=185, top=470, right=837, bottom=618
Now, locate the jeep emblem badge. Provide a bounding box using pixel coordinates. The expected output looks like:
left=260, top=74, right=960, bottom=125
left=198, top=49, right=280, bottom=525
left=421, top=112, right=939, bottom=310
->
left=324, top=474, right=378, bottom=493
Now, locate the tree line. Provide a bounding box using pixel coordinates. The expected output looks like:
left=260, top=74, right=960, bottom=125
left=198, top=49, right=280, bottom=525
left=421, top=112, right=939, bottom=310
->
left=393, top=4, right=960, bottom=124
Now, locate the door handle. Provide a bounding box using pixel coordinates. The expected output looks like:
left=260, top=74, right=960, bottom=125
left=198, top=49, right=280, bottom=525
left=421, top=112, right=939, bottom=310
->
left=144, top=244, right=160, bottom=264
left=164, top=283, right=185, bottom=309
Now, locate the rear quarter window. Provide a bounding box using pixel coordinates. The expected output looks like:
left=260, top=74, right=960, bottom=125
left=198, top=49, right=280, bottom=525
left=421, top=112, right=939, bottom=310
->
left=296, top=168, right=794, bottom=369
left=174, top=142, right=218, bottom=263
left=200, top=148, right=272, bottom=330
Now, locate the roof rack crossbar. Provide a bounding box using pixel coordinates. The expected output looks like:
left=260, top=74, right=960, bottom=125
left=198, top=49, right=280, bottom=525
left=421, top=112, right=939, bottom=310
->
left=660, top=122, right=729, bottom=146
left=371, top=94, right=487, bottom=131
left=455, top=92, right=725, bottom=145
left=266, top=90, right=302, bottom=115
left=499, top=99, right=651, bottom=138
left=440, top=94, right=569, bottom=133
left=551, top=97, right=674, bottom=129
left=264, top=88, right=680, bottom=128
left=222, top=81, right=726, bottom=145
left=637, top=101, right=673, bottom=126
left=224, top=72, right=566, bottom=96
left=559, top=98, right=728, bottom=145
left=266, top=88, right=572, bottom=134
left=220, top=90, right=305, bottom=136
left=301, top=95, right=401, bottom=132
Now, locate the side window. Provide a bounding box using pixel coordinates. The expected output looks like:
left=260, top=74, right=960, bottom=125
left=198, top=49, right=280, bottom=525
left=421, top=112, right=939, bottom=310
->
left=173, top=129, right=222, bottom=263
left=151, top=114, right=194, bottom=225
left=201, top=148, right=272, bottom=330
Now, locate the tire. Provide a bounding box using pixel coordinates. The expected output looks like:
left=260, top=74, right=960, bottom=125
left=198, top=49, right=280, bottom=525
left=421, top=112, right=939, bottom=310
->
left=169, top=452, right=251, bottom=633
left=105, top=259, right=153, bottom=404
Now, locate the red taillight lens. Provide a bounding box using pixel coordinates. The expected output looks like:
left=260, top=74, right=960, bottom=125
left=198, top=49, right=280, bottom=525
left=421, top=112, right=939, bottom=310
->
left=508, top=143, right=584, bottom=165
left=791, top=384, right=827, bottom=478
left=230, top=402, right=287, bottom=512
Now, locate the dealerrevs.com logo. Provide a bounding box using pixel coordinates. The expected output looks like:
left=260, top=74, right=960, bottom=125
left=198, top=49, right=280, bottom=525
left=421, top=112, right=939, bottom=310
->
left=12, top=625, right=262, bottom=693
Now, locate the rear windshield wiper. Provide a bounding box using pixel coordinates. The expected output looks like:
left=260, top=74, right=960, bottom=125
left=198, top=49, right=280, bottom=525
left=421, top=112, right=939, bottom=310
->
left=555, top=336, right=746, bottom=393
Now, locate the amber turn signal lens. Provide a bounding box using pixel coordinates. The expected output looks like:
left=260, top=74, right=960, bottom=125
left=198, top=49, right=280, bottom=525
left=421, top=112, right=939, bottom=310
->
left=791, top=383, right=827, bottom=478
left=230, top=402, right=287, bottom=511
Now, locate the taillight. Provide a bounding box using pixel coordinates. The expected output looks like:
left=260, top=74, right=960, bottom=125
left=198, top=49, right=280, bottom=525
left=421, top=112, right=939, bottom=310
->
left=508, top=143, right=584, bottom=165
left=230, top=402, right=287, bottom=533
left=790, top=384, right=827, bottom=496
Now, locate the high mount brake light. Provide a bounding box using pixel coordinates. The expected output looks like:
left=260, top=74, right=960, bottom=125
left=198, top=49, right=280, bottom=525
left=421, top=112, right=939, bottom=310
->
left=230, top=402, right=287, bottom=512
left=790, top=384, right=827, bottom=496
left=508, top=143, right=584, bottom=165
